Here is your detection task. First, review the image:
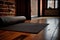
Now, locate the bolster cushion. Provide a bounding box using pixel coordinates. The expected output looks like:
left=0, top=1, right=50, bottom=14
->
left=0, top=16, right=26, bottom=27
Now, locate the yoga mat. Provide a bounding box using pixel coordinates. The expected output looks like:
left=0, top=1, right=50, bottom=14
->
left=0, top=23, right=48, bottom=34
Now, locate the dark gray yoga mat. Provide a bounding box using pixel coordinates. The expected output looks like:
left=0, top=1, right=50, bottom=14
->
left=0, top=23, right=48, bottom=34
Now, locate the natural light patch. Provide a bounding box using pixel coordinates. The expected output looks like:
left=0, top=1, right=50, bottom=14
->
left=47, top=0, right=58, bottom=9
left=47, top=1, right=54, bottom=8
left=55, top=0, right=58, bottom=8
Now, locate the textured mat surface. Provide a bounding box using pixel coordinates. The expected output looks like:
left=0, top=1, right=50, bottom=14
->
left=0, top=23, right=48, bottom=34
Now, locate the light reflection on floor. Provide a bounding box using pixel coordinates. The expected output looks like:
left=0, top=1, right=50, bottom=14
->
left=44, top=18, right=59, bottom=40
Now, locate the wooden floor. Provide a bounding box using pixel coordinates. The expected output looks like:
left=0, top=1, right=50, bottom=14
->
left=0, top=17, right=60, bottom=40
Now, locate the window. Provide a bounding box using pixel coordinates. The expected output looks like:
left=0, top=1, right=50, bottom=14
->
left=47, top=0, right=58, bottom=9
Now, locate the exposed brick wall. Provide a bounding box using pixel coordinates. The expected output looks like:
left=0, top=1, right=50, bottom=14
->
left=45, top=10, right=58, bottom=15
left=0, top=0, right=15, bottom=16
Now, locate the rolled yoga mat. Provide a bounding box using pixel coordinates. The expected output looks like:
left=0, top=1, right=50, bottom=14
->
left=0, top=16, right=26, bottom=27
